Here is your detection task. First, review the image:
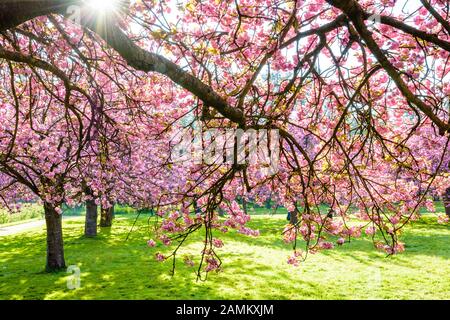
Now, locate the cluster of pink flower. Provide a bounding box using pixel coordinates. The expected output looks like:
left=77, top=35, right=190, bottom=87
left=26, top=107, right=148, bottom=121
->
left=325, top=219, right=344, bottom=235
left=183, top=255, right=195, bottom=267
left=159, top=234, right=171, bottom=246
left=205, top=257, right=220, bottom=272
left=155, top=252, right=166, bottom=262
left=287, top=250, right=303, bottom=267
left=283, top=225, right=296, bottom=244
left=298, top=223, right=316, bottom=241
left=223, top=213, right=250, bottom=229
left=425, top=199, right=435, bottom=212
left=365, top=225, right=376, bottom=236
left=318, top=241, right=334, bottom=250
left=341, top=226, right=362, bottom=238
left=383, top=242, right=405, bottom=254
left=437, top=214, right=449, bottom=224
left=374, top=241, right=405, bottom=254
left=237, top=226, right=260, bottom=237
left=212, top=238, right=224, bottom=248
left=389, top=215, right=401, bottom=225
left=160, top=212, right=186, bottom=233
left=148, top=199, right=261, bottom=273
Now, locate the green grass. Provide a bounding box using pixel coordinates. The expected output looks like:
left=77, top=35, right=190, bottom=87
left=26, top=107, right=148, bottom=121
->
left=0, top=211, right=448, bottom=300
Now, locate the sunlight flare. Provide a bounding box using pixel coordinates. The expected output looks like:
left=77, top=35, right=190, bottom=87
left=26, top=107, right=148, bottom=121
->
left=86, top=0, right=118, bottom=11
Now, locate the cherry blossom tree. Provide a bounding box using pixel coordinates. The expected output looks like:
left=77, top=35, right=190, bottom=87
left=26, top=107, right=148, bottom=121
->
left=0, top=0, right=449, bottom=275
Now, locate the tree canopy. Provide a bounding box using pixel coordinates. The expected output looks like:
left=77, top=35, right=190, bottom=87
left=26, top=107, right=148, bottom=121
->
left=0, top=0, right=449, bottom=275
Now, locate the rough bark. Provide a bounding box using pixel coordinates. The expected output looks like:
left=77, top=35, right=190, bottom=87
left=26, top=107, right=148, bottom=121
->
left=193, top=200, right=201, bottom=214
left=100, top=205, right=114, bottom=227
left=242, top=198, right=248, bottom=215
left=84, top=198, right=98, bottom=237
left=265, top=198, right=272, bottom=209
left=44, top=202, right=65, bottom=272
left=289, top=206, right=299, bottom=225
left=0, top=1, right=80, bottom=32
left=444, top=187, right=450, bottom=218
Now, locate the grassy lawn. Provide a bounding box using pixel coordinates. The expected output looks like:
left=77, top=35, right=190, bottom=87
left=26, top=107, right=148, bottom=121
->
left=0, top=210, right=448, bottom=300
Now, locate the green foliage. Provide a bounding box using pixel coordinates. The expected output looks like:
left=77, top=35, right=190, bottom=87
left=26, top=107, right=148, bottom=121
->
left=58, top=204, right=144, bottom=216
left=0, top=211, right=448, bottom=299
left=0, top=203, right=44, bottom=225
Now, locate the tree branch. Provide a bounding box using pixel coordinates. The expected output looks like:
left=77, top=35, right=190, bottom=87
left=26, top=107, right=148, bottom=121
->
left=327, top=0, right=450, bottom=135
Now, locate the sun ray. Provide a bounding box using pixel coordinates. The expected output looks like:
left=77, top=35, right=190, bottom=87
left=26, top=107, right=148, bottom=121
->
left=86, top=0, right=118, bottom=12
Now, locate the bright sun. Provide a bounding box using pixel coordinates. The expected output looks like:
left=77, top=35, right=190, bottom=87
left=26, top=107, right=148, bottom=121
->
left=86, top=0, right=117, bottom=11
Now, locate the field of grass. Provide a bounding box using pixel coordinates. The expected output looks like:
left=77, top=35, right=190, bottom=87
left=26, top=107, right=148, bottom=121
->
left=0, top=206, right=449, bottom=300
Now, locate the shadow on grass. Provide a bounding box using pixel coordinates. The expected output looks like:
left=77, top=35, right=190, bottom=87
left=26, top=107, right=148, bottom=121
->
left=0, top=214, right=448, bottom=299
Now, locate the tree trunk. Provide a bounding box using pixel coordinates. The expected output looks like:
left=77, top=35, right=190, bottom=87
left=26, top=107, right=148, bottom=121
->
left=84, top=198, right=98, bottom=237
left=193, top=200, right=201, bottom=214
left=289, top=209, right=298, bottom=225
left=242, top=198, right=248, bottom=215
left=444, top=187, right=450, bottom=218
left=100, top=205, right=114, bottom=227
left=265, top=198, right=271, bottom=209
left=44, top=202, right=65, bottom=272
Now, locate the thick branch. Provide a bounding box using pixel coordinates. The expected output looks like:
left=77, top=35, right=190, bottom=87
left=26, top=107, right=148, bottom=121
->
left=375, top=14, right=450, bottom=52
left=327, top=0, right=450, bottom=134
left=0, top=0, right=80, bottom=32
left=0, top=1, right=245, bottom=125
left=419, top=0, right=450, bottom=35
left=89, top=19, right=245, bottom=125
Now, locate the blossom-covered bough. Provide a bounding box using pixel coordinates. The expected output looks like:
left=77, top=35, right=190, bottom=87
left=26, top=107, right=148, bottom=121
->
left=0, top=0, right=449, bottom=277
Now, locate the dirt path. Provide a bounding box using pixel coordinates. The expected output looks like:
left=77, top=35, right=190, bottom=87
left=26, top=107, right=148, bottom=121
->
left=0, top=220, right=45, bottom=236
left=0, top=217, right=78, bottom=236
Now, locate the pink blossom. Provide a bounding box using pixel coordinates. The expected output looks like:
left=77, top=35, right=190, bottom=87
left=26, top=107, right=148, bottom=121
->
left=238, top=226, right=260, bottom=237
left=293, top=250, right=303, bottom=258
left=319, top=241, right=334, bottom=250
left=374, top=242, right=385, bottom=250
left=147, top=239, right=156, bottom=247
left=183, top=256, right=195, bottom=267
left=425, top=199, right=435, bottom=212
left=365, top=226, right=376, bottom=236
left=283, top=225, right=296, bottom=244
left=389, top=215, right=400, bottom=225
left=394, top=242, right=405, bottom=253
left=437, top=214, right=449, bottom=224
left=212, top=238, right=224, bottom=248
left=287, top=254, right=300, bottom=267
left=205, top=257, right=220, bottom=272
left=384, top=245, right=394, bottom=254
left=159, top=235, right=171, bottom=246
left=183, top=215, right=193, bottom=225
left=155, top=253, right=166, bottom=262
